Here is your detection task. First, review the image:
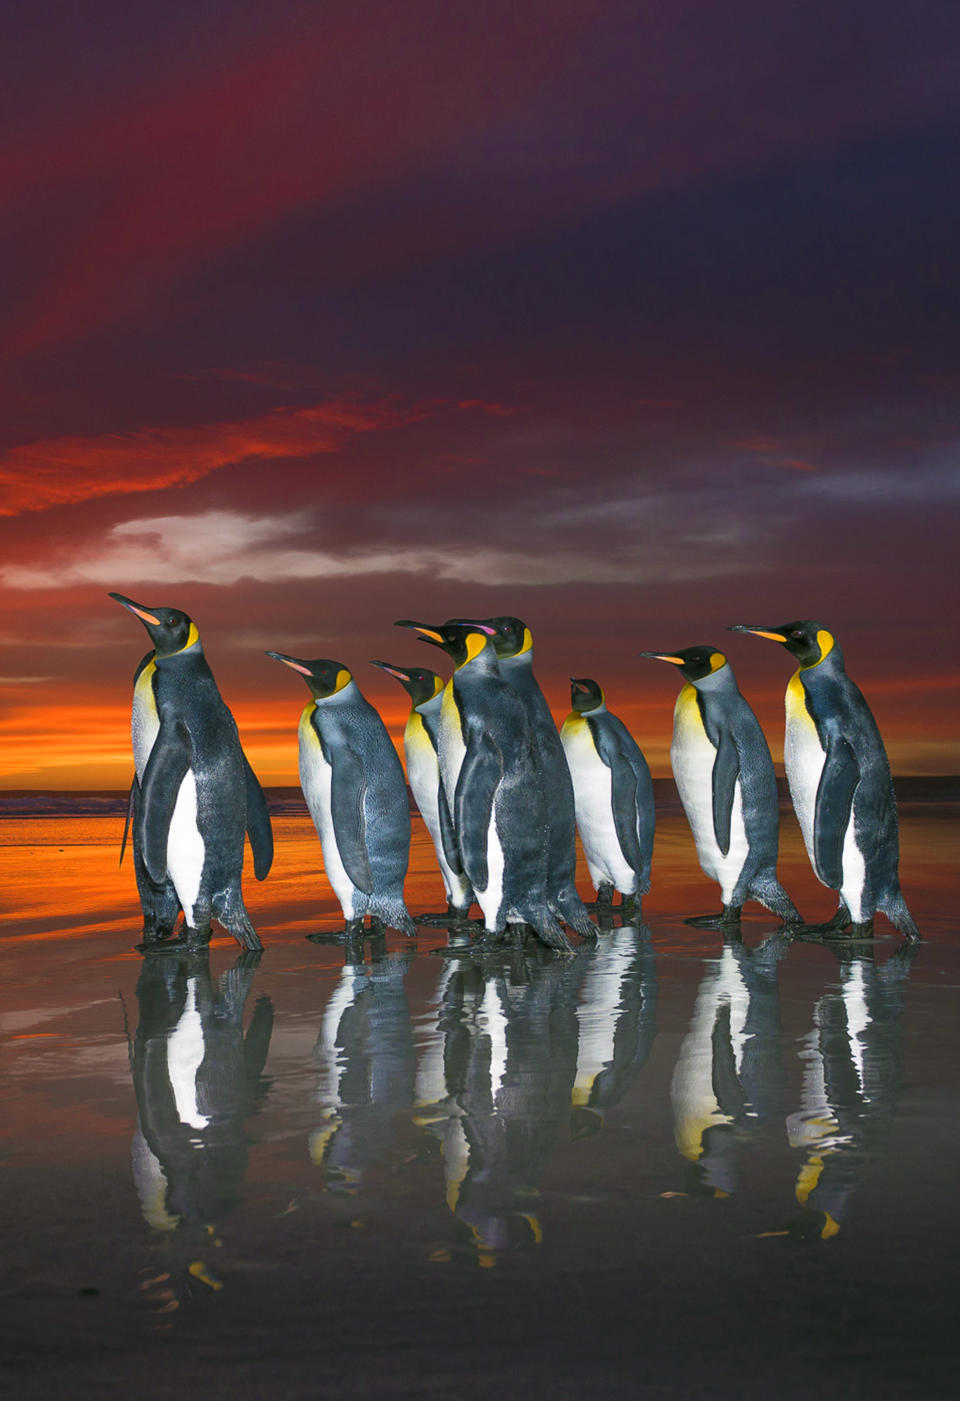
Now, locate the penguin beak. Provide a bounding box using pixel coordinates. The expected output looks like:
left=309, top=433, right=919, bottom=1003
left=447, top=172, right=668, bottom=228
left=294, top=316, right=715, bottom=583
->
left=109, top=592, right=162, bottom=626
left=394, top=619, right=445, bottom=645
left=570, top=678, right=591, bottom=693
left=265, top=651, right=314, bottom=676
left=728, top=625, right=788, bottom=642
left=639, top=652, right=686, bottom=665
left=370, top=660, right=411, bottom=682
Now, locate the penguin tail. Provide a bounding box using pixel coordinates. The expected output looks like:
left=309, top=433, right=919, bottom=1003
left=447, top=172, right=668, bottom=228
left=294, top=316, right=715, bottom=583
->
left=215, top=888, right=264, bottom=952
left=878, top=889, right=922, bottom=942
left=520, top=905, right=574, bottom=953
left=372, top=897, right=418, bottom=938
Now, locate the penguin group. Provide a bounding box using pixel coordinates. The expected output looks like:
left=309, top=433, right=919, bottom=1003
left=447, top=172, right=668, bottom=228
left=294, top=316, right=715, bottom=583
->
left=111, top=595, right=921, bottom=952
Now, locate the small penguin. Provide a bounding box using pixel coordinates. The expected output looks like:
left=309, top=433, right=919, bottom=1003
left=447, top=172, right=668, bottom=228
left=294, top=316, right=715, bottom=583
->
left=560, top=677, right=655, bottom=916
left=640, top=645, right=800, bottom=928
left=395, top=620, right=571, bottom=950
left=369, top=660, right=475, bottom=923
left=111, top=593, right=272, bottom=952
left=267, top=653, right=416, bottom=938
left=452, top=617, right=595, bottom=938
left=729, top=621, right=920, bottom=940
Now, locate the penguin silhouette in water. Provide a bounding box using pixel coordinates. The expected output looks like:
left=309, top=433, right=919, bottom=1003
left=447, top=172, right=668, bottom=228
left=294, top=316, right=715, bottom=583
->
left=395, top=620, right=572, bottom=950
left=671, top=932, right=791, bottom=1197
left=561, top=678, right=655, bottom=917
left=369, top=661, right=475, bottom=925
left=267, top=653, right=416, bottom=938
left=450, top=617, right=595, bottom=938
left=309, top=941, right=416, bottom=1194
left=111, top=594, right=272, bottom=952
left=785, top=942, right=917, bottom=1240
left=641, top=645, right=801, bottom=928
left=730, top=622, right=920, bottom=941
left=570, top=923, right=658, bottom=1139
left=130, top=949, right=273, bottom=1302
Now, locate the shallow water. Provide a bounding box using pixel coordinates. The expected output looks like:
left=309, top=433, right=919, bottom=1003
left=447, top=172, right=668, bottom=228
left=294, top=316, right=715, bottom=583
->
left=1, top=806, right=957, bottom=1399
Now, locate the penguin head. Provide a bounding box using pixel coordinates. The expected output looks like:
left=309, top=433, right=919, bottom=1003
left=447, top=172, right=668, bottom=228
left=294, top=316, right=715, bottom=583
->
left=729, top=621, right=836, bottom=669
left=394, top=619, right=497, bottom=668
left=640, top=646, right=730, bottom=685
left=570, top=677, right=605, bottom=713
left=369, top=660, right=444, bottom=707
left=109, top=593, right=200, bottom=658
left=266, top=652, right=354, bottom=699
left=449, top=616, right=532, bottom=661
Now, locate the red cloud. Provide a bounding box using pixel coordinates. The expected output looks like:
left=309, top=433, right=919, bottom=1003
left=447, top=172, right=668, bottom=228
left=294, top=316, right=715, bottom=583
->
left=0, top=399, right=412, bottom=515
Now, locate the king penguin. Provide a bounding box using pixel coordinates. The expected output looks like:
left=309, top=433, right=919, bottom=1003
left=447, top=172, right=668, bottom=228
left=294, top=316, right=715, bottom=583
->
left=729, top=621, right=920, bottom=940
left=560, top=678, right=655, bottom=916
left=395, top=620, right=571, bottom=951
left=640, top=645, right=801, bottom=928
left=110, top=593, right=273, bottom=952
left=369, top=660, right=475, bottom=923
left=452, top=617, right=595, bottom=938
left=267, top=653, right=416, bottom=938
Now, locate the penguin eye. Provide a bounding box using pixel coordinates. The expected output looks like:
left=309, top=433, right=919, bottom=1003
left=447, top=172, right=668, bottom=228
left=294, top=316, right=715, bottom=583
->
left=167, top=615, right=177, bottom=626
left=792, top=630, right=804, bottom=639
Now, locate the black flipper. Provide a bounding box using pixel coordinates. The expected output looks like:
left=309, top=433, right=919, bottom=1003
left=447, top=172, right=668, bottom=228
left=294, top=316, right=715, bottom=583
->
left=437, top=782, right=464, bottom=874
left=243, top=754, right=274, bottom=881
left=139, top=720, right=193, bottom=884
left=329, top=745, right=374, bottom=895
left=814, top=734, right=860, bottom=888
left=120, top=776, right=137, bottom=868
left=711, top=730, right=740, bottom=859
left=454, top=731, right=502, bottom=894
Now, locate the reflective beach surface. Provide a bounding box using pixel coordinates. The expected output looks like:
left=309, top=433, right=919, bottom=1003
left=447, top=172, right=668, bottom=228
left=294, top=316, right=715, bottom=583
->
left=2, top=796, right=957, bottom=1399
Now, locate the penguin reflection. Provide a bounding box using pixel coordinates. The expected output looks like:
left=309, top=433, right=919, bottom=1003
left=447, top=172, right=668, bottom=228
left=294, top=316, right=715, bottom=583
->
left=786, top=944, right=917, bottom=1239
left=130, top=951, right=273, bottom=1301
left=309, top=942, right=416, bottom=1193
left=417, top=946, right=581, bottom=1264
left=571, top=925, right=658, bottom=1138
left=671, top=933, right=790, bottom=1195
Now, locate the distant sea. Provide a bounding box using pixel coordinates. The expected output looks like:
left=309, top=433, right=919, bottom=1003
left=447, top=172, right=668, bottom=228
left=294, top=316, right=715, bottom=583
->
left=1, top=777, right=957, bottom=818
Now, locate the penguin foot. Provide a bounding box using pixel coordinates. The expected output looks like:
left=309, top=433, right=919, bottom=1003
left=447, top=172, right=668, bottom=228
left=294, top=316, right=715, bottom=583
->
left=136, top=938, right=209, bottom=958
left=587, top=884, right=615, bottom=912
left=684, top=907, right=742, bottom=929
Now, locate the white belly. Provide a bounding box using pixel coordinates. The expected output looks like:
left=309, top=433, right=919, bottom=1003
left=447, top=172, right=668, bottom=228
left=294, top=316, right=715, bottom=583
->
left=437, top=684, right=467, bottom=808
left=476, top=805, right=506, bottom=930
left=562, top=719, right=637, bottom=892
left=299, top=711, right=359, bottom=919
left=672, top=947, right=750, bottom=1160
left=671, top=694, right=749, bottom=903
left=131, top=663, right=204, bottom=922
left=784, top=682, right=825, bottom=869
left=405, top=717, right=470, bottom=905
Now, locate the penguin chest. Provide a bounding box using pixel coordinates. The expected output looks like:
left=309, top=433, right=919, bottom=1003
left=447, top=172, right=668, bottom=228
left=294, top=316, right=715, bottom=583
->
left=671, top=689, right=748, bottom=897
left=562, top=719, right=637, bottom=890
left=298, top=710, right=359, bottom=916
left=784, top=675, right=825, bottom=863
left=131, top=662, right=160, bottom=779
left=438, top=683, right=467, bottom=804
left=132, top=662, right=205, bottom=922
left=404, top=714, right=441, bottom=831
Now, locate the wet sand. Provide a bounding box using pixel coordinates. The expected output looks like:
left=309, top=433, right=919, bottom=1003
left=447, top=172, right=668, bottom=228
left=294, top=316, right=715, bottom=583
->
left=1, top=801, right=958, bottom=1399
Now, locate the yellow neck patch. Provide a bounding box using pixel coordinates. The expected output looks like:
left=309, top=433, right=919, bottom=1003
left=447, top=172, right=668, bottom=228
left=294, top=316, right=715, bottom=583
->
left=459, top=632, right=488, bottom=667
left=172, top=621, right=201, bottom=655
left=801, top=630, right=835, bottom=670
left=518, top=626, right=533, bottom=656
left=709, top=652, right=726, bottom=673
left=333, top=668, right=353, bottom=694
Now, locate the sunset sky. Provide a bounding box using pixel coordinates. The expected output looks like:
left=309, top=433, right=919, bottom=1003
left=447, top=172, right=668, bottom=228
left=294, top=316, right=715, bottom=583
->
left=1, top=0, right=957, bottom=788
